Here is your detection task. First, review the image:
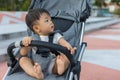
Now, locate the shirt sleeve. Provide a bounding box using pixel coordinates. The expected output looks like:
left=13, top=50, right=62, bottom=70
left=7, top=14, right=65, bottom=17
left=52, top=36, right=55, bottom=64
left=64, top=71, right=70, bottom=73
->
left=53, top=33, right=63, bottom=44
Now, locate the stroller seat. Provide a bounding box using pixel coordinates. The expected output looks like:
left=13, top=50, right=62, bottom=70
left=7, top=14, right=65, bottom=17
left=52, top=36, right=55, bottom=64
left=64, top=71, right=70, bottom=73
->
left=3, top=0, right=91, bottom=80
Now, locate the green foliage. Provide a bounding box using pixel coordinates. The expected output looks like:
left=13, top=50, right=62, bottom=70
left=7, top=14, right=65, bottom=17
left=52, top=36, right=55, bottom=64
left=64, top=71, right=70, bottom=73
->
left=0, top=0, right=31, bottom=11
left=94, top=0, right=120, bottom=7
left=111, top=0, right=120, bottom=3
left=21, top=0, right=30, bottom=11
left=94, top=0, right=105, bottom=8
left=94, top=0, right=120, bottom=16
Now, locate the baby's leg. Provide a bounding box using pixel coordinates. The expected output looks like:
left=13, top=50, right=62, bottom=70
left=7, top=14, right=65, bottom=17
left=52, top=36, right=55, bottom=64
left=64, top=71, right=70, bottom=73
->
left=53, top=54, right=70, bottom=75
left=19, top=57, right=44, bottom=79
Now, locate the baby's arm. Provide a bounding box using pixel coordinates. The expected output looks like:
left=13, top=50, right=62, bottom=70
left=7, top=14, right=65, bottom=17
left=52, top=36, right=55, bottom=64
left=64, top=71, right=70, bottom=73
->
left=58, top=37, right=76, bottom=54
left=20, top=36, right=32, bottom=56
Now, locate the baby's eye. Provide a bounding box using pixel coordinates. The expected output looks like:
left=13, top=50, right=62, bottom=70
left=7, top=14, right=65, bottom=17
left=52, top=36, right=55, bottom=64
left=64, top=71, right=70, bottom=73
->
left=45, top=20, right=49, bottom=22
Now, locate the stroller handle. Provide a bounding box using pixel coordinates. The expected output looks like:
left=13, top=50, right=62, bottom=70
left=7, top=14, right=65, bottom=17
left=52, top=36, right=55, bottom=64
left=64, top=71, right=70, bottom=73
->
left=7, top=40, right=76, bottom=67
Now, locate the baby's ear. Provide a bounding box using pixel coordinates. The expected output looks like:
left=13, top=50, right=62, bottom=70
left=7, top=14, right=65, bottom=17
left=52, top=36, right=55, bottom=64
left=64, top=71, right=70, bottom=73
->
left=33, top=25, right=38, bottom=30
left=33, top=25, right=40, bottom=33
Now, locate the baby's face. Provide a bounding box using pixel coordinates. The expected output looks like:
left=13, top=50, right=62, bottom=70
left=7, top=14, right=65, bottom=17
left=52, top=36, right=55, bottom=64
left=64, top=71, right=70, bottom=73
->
left=36, top=13, right=54, bottom=36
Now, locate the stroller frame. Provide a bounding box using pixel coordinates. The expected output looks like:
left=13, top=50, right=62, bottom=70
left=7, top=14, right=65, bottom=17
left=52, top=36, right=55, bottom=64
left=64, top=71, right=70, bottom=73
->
left=3, top=0, right=91, bottom=80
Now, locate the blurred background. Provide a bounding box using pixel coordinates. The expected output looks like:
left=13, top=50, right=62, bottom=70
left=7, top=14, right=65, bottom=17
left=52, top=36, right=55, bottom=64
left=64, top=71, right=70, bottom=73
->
left=91, top=0, right=120, bottom=17
left=0, top=0, right=120, bottom=17
left=0, top=0, right=120, bottom=80
left=0, top=0, right=30, bottom=11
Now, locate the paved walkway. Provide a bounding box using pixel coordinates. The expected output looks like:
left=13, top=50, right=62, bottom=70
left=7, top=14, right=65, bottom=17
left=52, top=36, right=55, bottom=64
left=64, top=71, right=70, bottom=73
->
left=80, top=23, right=120, bottom=80
left=0, top=62, right=7, bottom=80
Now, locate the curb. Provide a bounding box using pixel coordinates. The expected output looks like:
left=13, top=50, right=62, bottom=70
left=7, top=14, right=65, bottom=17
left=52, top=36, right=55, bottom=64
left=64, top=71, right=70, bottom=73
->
left=85, top=18, right=120, bottom=34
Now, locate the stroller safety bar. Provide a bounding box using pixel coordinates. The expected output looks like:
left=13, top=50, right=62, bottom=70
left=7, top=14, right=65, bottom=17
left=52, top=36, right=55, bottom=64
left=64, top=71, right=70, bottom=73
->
left=7, top=40, right=76, bottom=67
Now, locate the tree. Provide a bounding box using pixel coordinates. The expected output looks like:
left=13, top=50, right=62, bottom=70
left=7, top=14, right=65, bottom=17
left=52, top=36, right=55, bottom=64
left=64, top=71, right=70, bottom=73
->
left=0, top=0, right=31, bottom=11
left=94, top=0, right=106, bottom=8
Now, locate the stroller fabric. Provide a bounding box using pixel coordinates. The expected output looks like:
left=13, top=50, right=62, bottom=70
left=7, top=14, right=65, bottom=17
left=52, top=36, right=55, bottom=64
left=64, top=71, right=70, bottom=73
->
left=29, top=0, right=91, bottom=22
left=4, top=0, right=91, bottom=80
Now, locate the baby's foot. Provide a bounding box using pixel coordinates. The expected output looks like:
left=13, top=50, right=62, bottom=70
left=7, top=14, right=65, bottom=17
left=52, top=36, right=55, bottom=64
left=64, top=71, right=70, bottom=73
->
left=56, top=54, right=70, bottom=75
left=33, top=63, right=44, bottom=80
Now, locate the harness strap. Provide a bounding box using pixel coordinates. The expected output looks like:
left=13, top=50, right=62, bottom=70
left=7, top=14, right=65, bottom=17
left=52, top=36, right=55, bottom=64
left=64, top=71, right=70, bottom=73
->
left=36, top=30, right=62, bottom=57
left=49, top=30, right=62, bottom=56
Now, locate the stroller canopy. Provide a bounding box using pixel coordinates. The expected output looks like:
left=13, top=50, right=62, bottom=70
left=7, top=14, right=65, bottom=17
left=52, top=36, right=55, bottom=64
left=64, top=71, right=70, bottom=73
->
left=29, top=0, right=91, bottom=22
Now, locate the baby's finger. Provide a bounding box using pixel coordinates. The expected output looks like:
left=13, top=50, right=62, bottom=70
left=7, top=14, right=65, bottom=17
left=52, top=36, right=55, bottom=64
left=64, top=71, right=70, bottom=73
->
left=73, top=47, right=77, bottom=50
left=22, top=37, right=27, bottom=45
left=22, top=40, right=26, bottom=46
left=70, top=49, right=74, bottom=54
left=25, top=41, right=29, bottom=46
left=30, top=37, right=33, bottom=44
left=68, top=46, right=72, bottom=51
left=28, top=37, right=32, bottom=44
left=71, top=47, right=77, bottom=54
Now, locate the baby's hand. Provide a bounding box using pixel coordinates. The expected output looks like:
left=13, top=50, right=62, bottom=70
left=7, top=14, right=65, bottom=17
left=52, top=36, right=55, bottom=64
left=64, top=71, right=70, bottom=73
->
left=70, top=47, right=77, bottom=55
left=22, top=36, right=33, bottom=46
left=62, top=43, right=77, bottom=55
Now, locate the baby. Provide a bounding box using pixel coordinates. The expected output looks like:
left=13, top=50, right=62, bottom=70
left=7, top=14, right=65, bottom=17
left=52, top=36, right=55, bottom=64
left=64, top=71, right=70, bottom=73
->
left=19, top=8, right=76, bottom=80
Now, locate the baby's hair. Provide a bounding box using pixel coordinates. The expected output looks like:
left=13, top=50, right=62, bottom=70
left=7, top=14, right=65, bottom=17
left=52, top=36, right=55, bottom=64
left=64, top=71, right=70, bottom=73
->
left=25, top=8, right=50, bottom=31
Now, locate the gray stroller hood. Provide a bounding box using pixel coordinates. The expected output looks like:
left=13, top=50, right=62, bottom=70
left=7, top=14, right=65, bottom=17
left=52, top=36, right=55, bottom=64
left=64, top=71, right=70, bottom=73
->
left=29, top=0, right=91, bottom=22
left=4, top=0, right=91, bottom=80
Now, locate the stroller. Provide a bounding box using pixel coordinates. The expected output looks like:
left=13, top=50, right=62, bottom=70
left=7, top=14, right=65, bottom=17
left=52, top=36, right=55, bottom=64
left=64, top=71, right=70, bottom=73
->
left=3, top=0, right=91, bottom=80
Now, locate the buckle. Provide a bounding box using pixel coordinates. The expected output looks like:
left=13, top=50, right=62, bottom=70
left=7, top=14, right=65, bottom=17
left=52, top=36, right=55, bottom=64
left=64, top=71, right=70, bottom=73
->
left=36, top=48, right=50, bottom=57
left=40, top=52, right=49, bottom=57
